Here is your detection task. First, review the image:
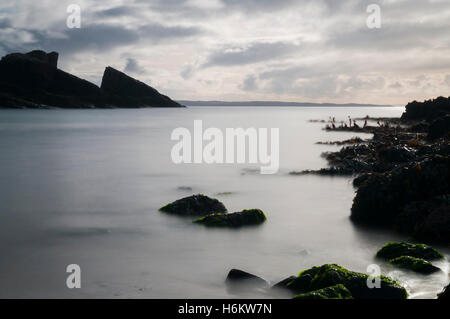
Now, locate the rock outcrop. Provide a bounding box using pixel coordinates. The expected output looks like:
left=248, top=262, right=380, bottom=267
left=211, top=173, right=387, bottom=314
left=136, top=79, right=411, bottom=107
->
left=401, top=96, right=450, bottom=121
left=0, top=50, right=183, bottom=109
left=100, top=67, right=182, bottom=108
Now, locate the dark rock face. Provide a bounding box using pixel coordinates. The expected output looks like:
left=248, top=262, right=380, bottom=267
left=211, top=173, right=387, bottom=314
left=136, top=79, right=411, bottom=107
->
left=293, top=284, right=353, bottom=300
left=100, top=67, right=182, bottom=108
left=438, top=284, right=450, bottom=300
left=159, top=194, right=227, bottom=217
left=193, top=209, right=267, bottom=228
left=0, top=50, right=183, bottom=109
left=427, top=115, right=450, bottom=140
left=376, top=242, right=444, bottom=261
left=283, top=264, right=407, bottom=299
left=388, top=256, right=441, bottom=274
left=395, top=196, right=450, bottom=243
left=225, top=269, right=268, bottom=288
left=401, top=96, right=450, bottom=121
left=351, top=155, right=450, bottom=227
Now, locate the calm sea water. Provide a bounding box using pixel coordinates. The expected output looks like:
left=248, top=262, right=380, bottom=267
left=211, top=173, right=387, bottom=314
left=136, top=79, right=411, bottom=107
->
left=0, top=106, right=448, bottom=299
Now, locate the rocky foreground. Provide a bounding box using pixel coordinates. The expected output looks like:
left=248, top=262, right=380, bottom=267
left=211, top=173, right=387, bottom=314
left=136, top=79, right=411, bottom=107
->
left=0, top=50, right=183, bottom=108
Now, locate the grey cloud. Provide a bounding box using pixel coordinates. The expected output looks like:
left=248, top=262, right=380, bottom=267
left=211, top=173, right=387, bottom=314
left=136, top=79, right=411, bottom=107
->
left=124, top=58, right=144, bottom=74
left=240, top=75, right=258, bottom=91
left=204, top=42, right=300, bottom=68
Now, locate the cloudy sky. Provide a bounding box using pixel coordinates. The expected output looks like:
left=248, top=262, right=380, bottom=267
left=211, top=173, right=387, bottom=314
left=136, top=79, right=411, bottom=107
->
left=1, top=0, right=450, bottom=105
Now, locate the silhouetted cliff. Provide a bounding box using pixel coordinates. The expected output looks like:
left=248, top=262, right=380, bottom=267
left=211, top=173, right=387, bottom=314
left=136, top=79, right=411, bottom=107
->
left=0, top=50, right=183, bottom=109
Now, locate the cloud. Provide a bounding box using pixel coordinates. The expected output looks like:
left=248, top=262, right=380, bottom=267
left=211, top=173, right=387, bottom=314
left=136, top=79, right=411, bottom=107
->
left=124, top=58, right=144, bottom=74
left=204, top=41, right=300, bottom=67
left=240, top=74, right=258, bottom=91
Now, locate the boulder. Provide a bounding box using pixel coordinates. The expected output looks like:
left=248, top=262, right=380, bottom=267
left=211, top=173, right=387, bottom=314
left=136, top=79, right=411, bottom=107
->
left=284, top=264, right=407, bottom=299
left=159, top=194, right=227, bottom=217
left=389, top=256, right=441, bottom=274
left=395, top=196, right=450, bottom=244
left=351, top=155, right=450, bottom=226
left=293, top=284, right=353, bottom=300
left=193, top=209, right=267, bottom=228
left=378, top=145, right=415, bottom=164
left=225, top=269, right=268, bottom=290
left=427, top=115, right=450, bottom=140
left=100, top=67, right=183, bottom=108
left=376, top=242, right=444, bottom=261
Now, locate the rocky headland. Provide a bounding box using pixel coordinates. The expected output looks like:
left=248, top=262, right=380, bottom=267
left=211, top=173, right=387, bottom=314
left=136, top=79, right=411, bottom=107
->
left=0, top=50, right=183, bottom=109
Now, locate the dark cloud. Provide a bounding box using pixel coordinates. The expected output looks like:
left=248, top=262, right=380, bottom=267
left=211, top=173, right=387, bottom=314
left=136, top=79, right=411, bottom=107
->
left=124, top=58, right=144, bottom=74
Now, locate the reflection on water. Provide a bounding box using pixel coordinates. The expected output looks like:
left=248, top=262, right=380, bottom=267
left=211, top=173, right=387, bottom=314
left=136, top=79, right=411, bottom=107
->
left=0, top=106, right=448, bottom=298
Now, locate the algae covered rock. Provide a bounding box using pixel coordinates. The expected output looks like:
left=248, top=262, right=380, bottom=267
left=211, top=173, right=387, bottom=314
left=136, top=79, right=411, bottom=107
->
left=389, top=256, right=441, bottom=274
left=285, top=264, right=407, bottom=299
left=293, top=284, right=353, bottom=300
left=376, top=242, right=444, bottom=261
left=193, top=209, right=267, bottom=228
left=159, top=194, right=227, bottom=217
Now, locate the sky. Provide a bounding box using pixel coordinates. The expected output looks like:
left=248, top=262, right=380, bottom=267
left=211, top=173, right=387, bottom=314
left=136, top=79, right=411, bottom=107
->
left=0, top=0, right=450, bottom=105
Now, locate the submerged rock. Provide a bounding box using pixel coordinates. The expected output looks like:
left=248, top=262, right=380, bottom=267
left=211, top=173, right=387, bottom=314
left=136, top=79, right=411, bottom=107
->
left=376, top=242, right=444, bottom=261
left=389, top=256, right=441, bottom=274
left=193, top=209, right=267, bottom=228
left=293, top=284, right=353, bottom=300
left=283, top=264, right=407, bottom=299
left=225, top=269, right=268, bottom=289
left=159, top=194, right=227, bottom=217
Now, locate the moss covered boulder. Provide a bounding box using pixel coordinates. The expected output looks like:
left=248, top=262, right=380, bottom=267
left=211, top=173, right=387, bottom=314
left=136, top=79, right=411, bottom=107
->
left=159, top=194, right=227, bottom=216
left=293, top=284, right=353, bottom=300
left=284, top=264, right=407, bottom=299
left=376, top=242, right=444, bottom=261
left=193, top=209, right=267, bottom=228
left=389, top=256, right=441, bottom=274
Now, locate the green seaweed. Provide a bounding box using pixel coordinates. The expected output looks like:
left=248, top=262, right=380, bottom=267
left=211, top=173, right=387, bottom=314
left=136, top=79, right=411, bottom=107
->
left=193, top=209, right=267, bottom=228
left=376, top=242, right=444, bottom=261
left=286, top=264, right=407, bottom=299
left=293, top=284, right=353, bottom=300
left=389, top=256, right=441, bottom=274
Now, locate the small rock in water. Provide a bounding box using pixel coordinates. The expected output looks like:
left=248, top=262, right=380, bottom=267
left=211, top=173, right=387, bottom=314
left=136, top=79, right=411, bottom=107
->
left=376, top=242, right=444, bottom=261
left=225, top=269, right=268, bottom=289
left=159, top=194, right=227, bottom=217
left=193, top=209, right=267, bottom=228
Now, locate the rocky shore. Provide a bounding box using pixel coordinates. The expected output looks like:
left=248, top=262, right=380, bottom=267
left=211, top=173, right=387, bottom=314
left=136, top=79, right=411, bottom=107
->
left=292, top=96, right=450, bottom=246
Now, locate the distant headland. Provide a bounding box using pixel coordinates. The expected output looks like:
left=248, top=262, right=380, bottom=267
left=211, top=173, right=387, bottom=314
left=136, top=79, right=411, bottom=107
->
left=0, top=50, right=183, bottom=109
left=178, top=100, right=392, bottom=107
